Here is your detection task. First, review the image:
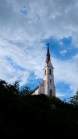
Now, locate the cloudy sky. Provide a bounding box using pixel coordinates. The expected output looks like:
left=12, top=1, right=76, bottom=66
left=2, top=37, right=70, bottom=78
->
left=0, top=0, right=78, bottom=100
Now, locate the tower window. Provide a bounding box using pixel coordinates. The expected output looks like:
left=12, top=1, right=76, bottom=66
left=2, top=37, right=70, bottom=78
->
left=49, top=69, right=51, bottom=75
left=50, top=89, right=52, bottom=96
left=45, top=69, right=46, bottom=75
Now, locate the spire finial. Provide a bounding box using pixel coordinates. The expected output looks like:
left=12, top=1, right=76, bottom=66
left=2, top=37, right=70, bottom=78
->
left=46, top=44, right=50, bottom=63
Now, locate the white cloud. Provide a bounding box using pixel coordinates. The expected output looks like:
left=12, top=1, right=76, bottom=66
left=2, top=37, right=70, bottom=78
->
left=60, top=50, right=67, bottom=55
left=52, top=55, right=78, bottom=95
left=0, top=0, right=78, bottom=98
left=56, top=91, right=65, bottom=97
left=0, top=0, right=78, bottom=42
left=0, top=38, right=46, bottom=85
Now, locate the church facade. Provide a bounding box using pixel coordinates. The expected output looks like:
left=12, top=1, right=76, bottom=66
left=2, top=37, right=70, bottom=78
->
left=32, top=45, right=56, bottom=96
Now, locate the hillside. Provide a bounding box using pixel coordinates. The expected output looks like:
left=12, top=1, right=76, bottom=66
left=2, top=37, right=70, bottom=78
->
left=0, top=79, right=78, bottom=138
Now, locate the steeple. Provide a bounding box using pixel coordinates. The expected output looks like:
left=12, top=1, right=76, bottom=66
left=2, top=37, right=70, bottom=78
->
left=32, top=43, right=56, bottom=96
left=46, top=44, right=50, bottom=64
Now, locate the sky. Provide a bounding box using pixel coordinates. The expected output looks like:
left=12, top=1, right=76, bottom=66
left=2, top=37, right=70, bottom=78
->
left=0, top=0, right=78, bottom=101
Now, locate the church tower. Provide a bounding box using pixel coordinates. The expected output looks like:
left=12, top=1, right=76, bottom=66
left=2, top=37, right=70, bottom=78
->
left=33, top=44, right=56, bottom=96
left=43, top=44, right=56, bottom=96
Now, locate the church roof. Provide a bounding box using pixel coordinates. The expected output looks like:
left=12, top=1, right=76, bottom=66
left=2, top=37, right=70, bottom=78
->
left=33, top=85, right=39, bottom=92
left=46, top=44, right=50, bottom=64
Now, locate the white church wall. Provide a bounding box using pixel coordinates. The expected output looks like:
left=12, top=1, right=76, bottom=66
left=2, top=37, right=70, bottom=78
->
left=39, top=82, right=44, bottom=94
left=41, top=85, right=44, bottom=94
left=32, top=88, right=39, bottom=95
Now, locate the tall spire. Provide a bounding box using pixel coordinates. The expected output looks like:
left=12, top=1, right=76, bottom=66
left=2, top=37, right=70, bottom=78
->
left=46, top=44, right=50, bottom=63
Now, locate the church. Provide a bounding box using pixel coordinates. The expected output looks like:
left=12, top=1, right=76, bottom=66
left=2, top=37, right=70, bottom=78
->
left=32, top=45, right=56, bottom=96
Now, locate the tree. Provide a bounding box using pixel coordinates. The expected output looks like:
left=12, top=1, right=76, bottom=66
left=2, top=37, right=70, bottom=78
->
left=7, top=81, right=19, bottom=95
left=69, top=90, right=78, bottom=105
left=0, top=79, right=7, bottom=90
left=0, top=79, right=19, bottom=96
left=20, top=86, right=32, bottom=96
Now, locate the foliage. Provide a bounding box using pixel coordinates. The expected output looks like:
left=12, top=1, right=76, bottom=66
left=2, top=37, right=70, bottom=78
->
left=69, top=90, right=78, bottom=106
left=20, top=86, right=32, bottom=96
left=0, top=79, right=19, bottom=95
left=0, top=79, right=78, bottom=138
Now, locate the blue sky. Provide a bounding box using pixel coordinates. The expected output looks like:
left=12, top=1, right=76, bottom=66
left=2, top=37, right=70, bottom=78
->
left=0, top=0, right=78, bottom=101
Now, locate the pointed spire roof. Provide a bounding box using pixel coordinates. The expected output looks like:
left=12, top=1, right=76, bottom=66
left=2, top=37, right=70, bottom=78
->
left=46, top=44, right=50, bottom=64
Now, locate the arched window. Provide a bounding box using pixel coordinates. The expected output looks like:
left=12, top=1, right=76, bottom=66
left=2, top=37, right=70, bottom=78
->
left=45, top=69, right=46, bottom=75
left=49, top=69, right=51, bottom=75
left=50, top=89, right=52, bottom=96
